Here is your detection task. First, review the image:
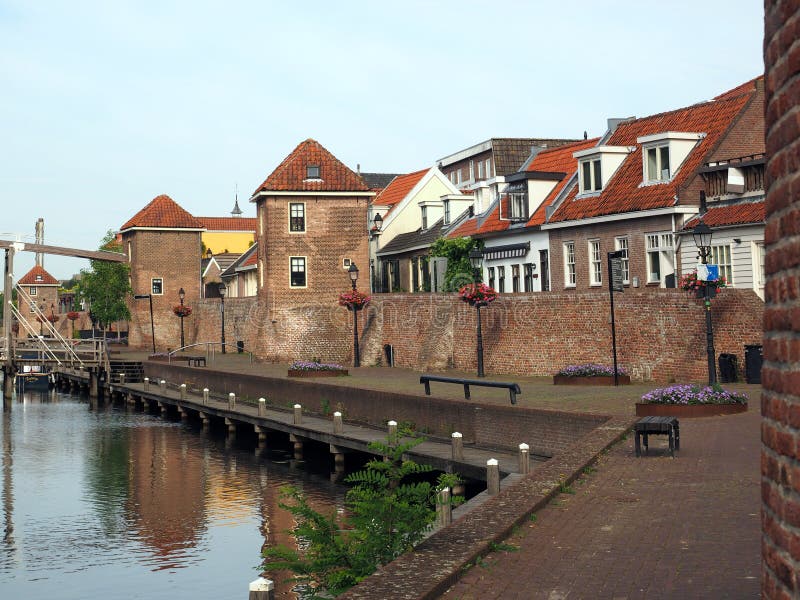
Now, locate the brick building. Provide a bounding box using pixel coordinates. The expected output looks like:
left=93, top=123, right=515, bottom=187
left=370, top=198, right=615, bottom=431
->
left=761, top=1, right=800, bottom=596
left=16, top=265, right=60, bottom=336
left=120, top=194, right=205, bottom=352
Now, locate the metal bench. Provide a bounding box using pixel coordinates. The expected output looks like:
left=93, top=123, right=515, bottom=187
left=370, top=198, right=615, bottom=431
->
left=419, top=375, right=521, bottom=405
left=634, top=416, right=680, bottom=458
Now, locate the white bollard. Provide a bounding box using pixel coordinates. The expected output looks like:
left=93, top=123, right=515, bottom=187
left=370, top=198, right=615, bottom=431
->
left=249, top=577, right=275, bottom=600
left=258, top=398, right=266, bottom=417
left=143, top=377, right=150, bottom=391
left=228, top=392, right=236, bottom=409
left=119, top=372, right=126, bottom=384
left=203, top=388, right=209, bottom=405
left=159, top=379, right=166, bottom=391
left=518, top=443, right=530, bottom=475
left=293, top=404, right=302, bottom=424
left=180, top=383, right=187, bottom=400
left=487, top=458, right=500, bottom=495
left=452, top=432, right=464, bottom=461
left=333, top=411, right=343, bottom=434
left=387, top=419, right=398, bottom=442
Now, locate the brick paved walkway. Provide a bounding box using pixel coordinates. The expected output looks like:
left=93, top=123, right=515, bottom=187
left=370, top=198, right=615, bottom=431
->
left=439, top=408, right=760, bottom=599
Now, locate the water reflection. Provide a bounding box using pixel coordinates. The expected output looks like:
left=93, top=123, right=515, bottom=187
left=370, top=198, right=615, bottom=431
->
left=0, top=387, right=346, bottom=599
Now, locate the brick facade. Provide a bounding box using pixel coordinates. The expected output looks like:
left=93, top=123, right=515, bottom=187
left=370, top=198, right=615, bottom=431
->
left=762, top=2, right=800, bottom=597
left=17, top=282, right=58, bottom=335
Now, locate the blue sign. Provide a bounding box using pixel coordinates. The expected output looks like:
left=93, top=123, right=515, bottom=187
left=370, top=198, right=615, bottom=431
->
left=697, top=264, right=719, bottom=281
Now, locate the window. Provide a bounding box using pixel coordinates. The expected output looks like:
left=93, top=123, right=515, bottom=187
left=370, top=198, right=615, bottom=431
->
left=443, top=200, right=451, bottom=225
left=645, top=232, right=674, bottom=284
left=306, top=165, right=320, bottom=179
left=589, top=240, right=602, bottom=285
left=510, top=193, right=528, bottom=221
left=35, top=274, right=43, bottom=282
left=456, top=169, right=462, bottom=185
left=289, top=203, right=305, bottom=232
left=512, top=265, right=520, bottom=292
left=469, top=160, right=474, bottom=181
left=29, top=287, right=37, bottom=296
left=421, top=206, right=428, bottom=230
left=485, top=158, right=492, bottom=178
left=477, top=161, right=484, bottom=179
left=151, top=278, right=163, bottom=295
left=645, top=145, right=671, bottom=182
left=579, top=159, right=602, bottom=193
left=524, top=263, right=535, bottom=292
left=564, top=242, right=576, bottom=287
left=497, top=266, right=505, bottom=292
left=614, top=237, right=630, bottom=283
left=488, top=267, right=495, bottom=289
left=343, top=258, right=351, bottom=269
left=712, top=244, right=733, bottom=285
left=290, top=257, right=306, bottom=287
left=756, top=242, right=766, bottom=288
left=29, top=301, right=36, bottom=313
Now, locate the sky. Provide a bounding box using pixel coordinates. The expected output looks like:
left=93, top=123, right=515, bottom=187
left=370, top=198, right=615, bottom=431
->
left=1, top=0, right=765, bottom=280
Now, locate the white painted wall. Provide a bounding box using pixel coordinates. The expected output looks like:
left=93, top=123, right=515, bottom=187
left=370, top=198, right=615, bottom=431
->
left=480, top=230, right=551, bottom=293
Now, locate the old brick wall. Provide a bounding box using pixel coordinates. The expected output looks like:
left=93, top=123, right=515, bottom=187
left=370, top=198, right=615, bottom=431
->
left=709, top=77, right=766, bottom=162
left=762, top=2, right=800, bottom=596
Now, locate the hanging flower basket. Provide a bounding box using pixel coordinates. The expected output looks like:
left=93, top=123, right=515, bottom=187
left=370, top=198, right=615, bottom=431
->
left=66, top=311, right=80, bottom=321
left=679, top=270, right=726, bottom=299
left=173, top=305, right=192, bottom=317
left=339, top=290, right=370, bottom=311
left=459, top=283, right=498, bottom=307
left=36, top=314, right=59, bottom=323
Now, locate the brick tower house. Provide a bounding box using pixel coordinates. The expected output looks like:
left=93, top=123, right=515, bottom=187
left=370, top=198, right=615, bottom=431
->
left=120, top=194, right=205, bottom=352
left=16, top=265, right=60, bottom=336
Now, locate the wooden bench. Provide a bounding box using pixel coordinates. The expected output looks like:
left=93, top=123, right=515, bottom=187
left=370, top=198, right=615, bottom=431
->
left=634, top=416, right=680, bottom=458
left=419, top=375, right=521, bottom=405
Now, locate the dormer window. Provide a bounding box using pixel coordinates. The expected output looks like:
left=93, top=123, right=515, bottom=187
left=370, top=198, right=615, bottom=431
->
left=421, top=206, right=428, bottom=230
left=306, top=165, right=320, bottom=179
left=574, top=146, right=632, bottom=195
left=638, top=132, right=704, bottom=185
left=580, top=159, right=602, bottom=193
left=646, top=145, right=671, bottom=181
left=509, top=191, right=529, bottom=221
left=443, top=199, right=451, bottom=225
left=35, top=274, right=43, bottom=282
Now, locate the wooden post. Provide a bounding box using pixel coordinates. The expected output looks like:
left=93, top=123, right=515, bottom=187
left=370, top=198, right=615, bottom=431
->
left=225, top=417, right=236, bottom=436
left=229, top=392, right=236, bottom=409
left=518, top=443, right=530, bottom=475
left=249, top=577, right=275, bottom=600
left=143, top=377, right=149, bottom=391
left=436, top=487, right=452, bottom=527
left=203, top=388, right=209, bottom=405
left=89, top=369, right=99, bottom=398
left=290, top=434, right=303, bottom=459
left=254, top=425, right=267, bottom=450
left=258, top=397, right=266, bottom=417
left=451, top=432, right=464, bottom=461
left=200, top=412, right=210, bottom=430
left=333, top=411, right=343, bottom=434
left=330, top=444, right=346, bottom=474
left=487, top=459, right=500, bottom=495
left=180, top=384, right=187, bottom=400
left=293, top=404, right=302, bottom=425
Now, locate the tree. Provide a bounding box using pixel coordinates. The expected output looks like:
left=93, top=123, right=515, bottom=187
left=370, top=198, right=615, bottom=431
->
left=261, top=432, right=462, bottom=597
left=76, top=231, right=131, bottom=334
left=429, top=236, right=483, bottom=291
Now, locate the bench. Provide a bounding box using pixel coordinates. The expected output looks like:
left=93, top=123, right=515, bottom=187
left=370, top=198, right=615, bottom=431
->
left=634, top=416, right=680, bottom=458
left=419, top=375, right=521, bottom=405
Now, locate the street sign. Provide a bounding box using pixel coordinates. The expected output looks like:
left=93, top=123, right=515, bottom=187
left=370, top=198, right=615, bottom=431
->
left=697, top=264, right=719, bottom=281
left=608, top=251, right=625, bottom=292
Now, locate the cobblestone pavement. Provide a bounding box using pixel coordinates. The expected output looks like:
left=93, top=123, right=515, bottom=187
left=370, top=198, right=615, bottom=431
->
left=439, top=408, right=761, bottom=600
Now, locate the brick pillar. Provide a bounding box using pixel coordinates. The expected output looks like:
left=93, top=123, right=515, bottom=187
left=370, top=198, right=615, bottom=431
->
left=762, top=2, right=800, bottom=596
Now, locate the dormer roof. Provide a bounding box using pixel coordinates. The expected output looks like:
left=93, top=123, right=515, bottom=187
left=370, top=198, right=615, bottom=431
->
left=120, top=195, right=205, bottom=231
left=252, top=139, right=370, bottom=195
left=18, top=265, right=59, bottom=286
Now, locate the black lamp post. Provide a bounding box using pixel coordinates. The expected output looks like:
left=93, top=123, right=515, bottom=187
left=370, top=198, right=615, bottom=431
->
left=178, top=287, right=186, bottom=350
left=468, top=248, right=485, bottom=378
left=133, top=294, right=156, bottom=354
left=692, top=222, right=716, bottom=386
left=348, top=263, right=360, bottom=368
left=218, top=282, right=227, bottom=354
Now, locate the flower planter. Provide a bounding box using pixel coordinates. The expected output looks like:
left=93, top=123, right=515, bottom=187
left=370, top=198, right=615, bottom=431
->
left=553, top=374, right=631, bottom=386
left=288, top=369, right=349, bottom=378
left=635, top=402, right=747, bottom=417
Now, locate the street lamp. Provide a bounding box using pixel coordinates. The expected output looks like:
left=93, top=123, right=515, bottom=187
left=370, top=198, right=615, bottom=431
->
left=218, top=282, right=227, bottom=354
left=133, top=293, right=156, bottom=354
left=348, top=263, right=360, bottom=368
left=468, top=248, right=485, bottom=377
left=178, top=287, right=186, bottom=350
left=692, top=222, right=716, bottom=385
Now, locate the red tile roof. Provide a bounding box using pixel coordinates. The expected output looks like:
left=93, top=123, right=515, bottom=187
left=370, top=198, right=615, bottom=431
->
left=253, top=139, right=369, bottom=194
left=373, top=169, right=427, bottom=209
left=18, top=265, right=59, bottom=285
left=197, top=217, right=257, bottom=232
left=684, top=201, right=765, bottom=229
left=120, top=195, right=205, bottom=231
left=713, top=76, right=762, bottom=101
left=241, top=249, right=258, bottom=268
left=549, top=91, right=753, bottom=223
left=448, top=215, right=481, bottom=238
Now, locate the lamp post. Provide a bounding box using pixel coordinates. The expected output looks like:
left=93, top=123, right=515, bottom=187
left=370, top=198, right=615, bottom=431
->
left=218, top=282, right=227, bottom=354
left=178, top=287, right=186, bottom=350
left=468, top=248, right=485, bottom=378
left=348, top=263, right=360, bottom=368
left=133, top=293, right=156, bottom=354
left=692, top=222, right=716, bottom=386
left=371, top=213, right=383, bottom=292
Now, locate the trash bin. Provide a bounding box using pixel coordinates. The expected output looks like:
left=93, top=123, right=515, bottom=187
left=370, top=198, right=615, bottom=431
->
left=236, top=340, right=244, bottom=354
left=744, top=344, right=763, bottom=384
left=718, top=353, right=738, bottom=383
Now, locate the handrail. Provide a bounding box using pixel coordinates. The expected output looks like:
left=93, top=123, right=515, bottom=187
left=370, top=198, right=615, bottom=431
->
left=166, top=341, right=254, bottom=364
left=14, top=285, right=84, bottom=367
left=9, top=303, right=62, bottom=365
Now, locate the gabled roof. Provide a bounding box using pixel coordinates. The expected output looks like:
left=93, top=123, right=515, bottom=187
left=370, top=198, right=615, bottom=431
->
left=491, top=138, right=580, bottom=176
left=684, top=200, right=765, bottom=229
left=713, top=76, right=761, bottom=101
left=548, top=90, right=753, bottom=223
left=18, top=265, right=59, bottom=285
left=373, top=169, right=428, bottom=214
left=221, top=243, right=258, bottom=278
left=120, top=195, right=205, bottom=231
left=197, top=217, right=257, bottom=232
left=252, top=139, right=370, bottom=194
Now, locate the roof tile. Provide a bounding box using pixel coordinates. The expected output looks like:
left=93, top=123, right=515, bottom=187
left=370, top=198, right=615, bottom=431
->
left=197, top=217, right=257, bottom=232
left=685, top=201, right=765, bottom=229
left=18, top=265, right=59, bottom=285
left=121, top=195, right=205, bottom=230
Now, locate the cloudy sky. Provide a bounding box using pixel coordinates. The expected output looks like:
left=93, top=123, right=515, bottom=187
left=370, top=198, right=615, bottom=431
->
left=1, top=0, right=764, bottom=279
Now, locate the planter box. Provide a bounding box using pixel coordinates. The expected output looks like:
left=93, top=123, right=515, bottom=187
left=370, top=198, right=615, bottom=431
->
left=553, top=374, right=631, bottom=386
left=288, top=369, right=349, bottom=378
left=635, top=402, right=748, bottom=418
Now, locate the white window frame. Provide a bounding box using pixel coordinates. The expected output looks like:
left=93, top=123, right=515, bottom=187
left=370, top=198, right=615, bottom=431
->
left=579, top=158, right=602, bottom=193
left=497, top=266, right=505, bottom=293
left=564, top=242, right=576, bottom=287
left=485, top=158, right=491, bottom=178
left=151, top=278, right=164, bottom=295
left=477, top=161, right=484, bottom=179
left=29, top=286, right=37, bottom=296
left=589, top=239, right=602, bottom=286
left=512, top=264, right=520, bottom=292
left=289, top=202, right=306, bottom=233
left=644, top=143, right=671, bottom=182
left=754, top=241, right=766, bottom=289
left=645, top=232, right=674, bottom=284
left=712, top=244, right=733, bottom=285
left=421, top=206, right=428, bottom=230
left=614, top=236, right=630, bottom=284
left=443, top=200, right=451, bottom=225
left=289, top=256, right=307, bottom=288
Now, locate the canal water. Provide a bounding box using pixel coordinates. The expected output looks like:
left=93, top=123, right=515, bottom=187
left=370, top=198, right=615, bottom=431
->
left=0, top=387, right=347, bottom=600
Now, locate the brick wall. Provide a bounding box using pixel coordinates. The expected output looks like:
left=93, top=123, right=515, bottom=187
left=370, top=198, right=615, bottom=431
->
left=762, top=2, right=800, bottom=596
left=17, top=284, right=58, bottom=335
left=149, top=288, right=763, bottom=383
left=709, top=77, right=766, bottom=162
